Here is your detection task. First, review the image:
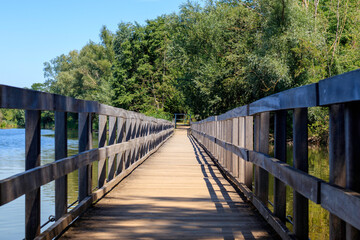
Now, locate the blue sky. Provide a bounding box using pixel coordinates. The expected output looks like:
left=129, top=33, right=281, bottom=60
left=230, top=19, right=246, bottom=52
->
left=0, top=0, right=188, bottom=88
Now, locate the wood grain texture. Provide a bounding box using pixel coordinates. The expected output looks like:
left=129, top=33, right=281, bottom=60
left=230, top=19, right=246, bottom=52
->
left=61, top=129, right=277, bottom=240
left=25, top=110, right=41, bottom=239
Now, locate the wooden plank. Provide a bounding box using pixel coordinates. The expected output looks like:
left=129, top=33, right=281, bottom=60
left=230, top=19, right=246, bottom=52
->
left=293, top=108, right=309, bottom=240
left=55, top=111, right=68, bottom=220
left=328, top=104, right=346, bottom=240
left=25, top=110, right=41, bottom=239
left=78, top=112, right=92, bottom=202
left=217, top=105, right=248, bottom=121
left=244, top=116, right=253, bottom=190
left=232, top=118, right=239, bottom=178
left=254, top=114, right=260, bottom=197
left=344, top=102, right=360, bottom=238
left=249, top=83, right=317, bottom=115
left=248, top=151, right=320, bottom=203
left=116, top=117, right=125, bottom=175
left=98, top=115, right=107, bottom=188
left=258, top=112, right=269, bottom=205
left=321, top=183, right=360, bottom=231
left=319, top=69, right=360, bottom=106
left=274, top=110, right=287, bottom=223
left=108, top=116, right=116, bottom=181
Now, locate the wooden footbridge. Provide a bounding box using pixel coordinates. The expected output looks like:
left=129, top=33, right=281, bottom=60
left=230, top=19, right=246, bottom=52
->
left=1, top=69, right=360, bottom=240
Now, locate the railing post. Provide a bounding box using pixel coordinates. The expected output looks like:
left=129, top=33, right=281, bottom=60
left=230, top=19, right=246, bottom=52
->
left=244, top=116, right=253, bottom=190
left=344, top=102, right=360, bottom=239
left=116, top=117, right=125, bottom=175
left=25, top=110, right=41, bottom=239
left=255, top=112, right=269, bottom=205
left=274, top=110, right=287, bottom=223
left=108, top=116, right=116, bottom=181
left=293, top=108, right=309, bottom=239
left=98, top=115, right=107, bottom=188
left=329, top=104, right=346, bottom=240
left=238, top=117, right=245, bottom=182
left=78, top=112, right=92, bottom=202
left=232, top=117, right=239, bottom=178
left=55, top=111, right=68, bottom=220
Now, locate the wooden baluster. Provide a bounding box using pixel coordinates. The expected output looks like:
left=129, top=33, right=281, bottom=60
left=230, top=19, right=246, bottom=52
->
left=329, top=104, right=346, bottom=240
left=25, top=110, right=41, bottom=239
left=233, top=117, right=239, bottom=178
left=254, top=114, right=260, bottom=197
left=344, top=102, right=360, bottom=239
left=258, top=112, right=270, bottom=204
left=238, top=117, right=245, bottom=182
left=125, top=118, right=132, bottom=168
left=108, top=116, right=116, bottom=181
left=55, top=111, right=67, bottom=220
left=293, top=108, right=308, bottom=239
left=98, top=115, right=107, bottom=188
left=228, top=119, right=233, bottom=173
left=244, top=116, right=253, bottom=190
left=78, top=112, right=92, bottom=201
left=274, top=110, right=287, bottom=223
left=116, top=117, right=125, bottom=175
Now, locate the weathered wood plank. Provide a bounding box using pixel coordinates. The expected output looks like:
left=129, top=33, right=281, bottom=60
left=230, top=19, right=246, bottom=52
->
left=321, top=183, right=360, bottom=232
left=244, top=116, right=253, bottom=190
left=293, top=108, right=309, bottom=240
left=55, top=111, right=68, bottom=220
left=108, top=116, right=116, bottom=181
left=344, top=102, right=360, bottom=238
left=249, top=84, right=318, bottom=115
left=25, top=110, right=41, bottom=240
left=274, top=110, right=287, bottom=223
left=78, top=113, right=92, bottom=202
left=319, top=69, right=360, bottom=106
left=98, top=115, right=107, bottom=188
left=329, top=104, right=346, bottom=240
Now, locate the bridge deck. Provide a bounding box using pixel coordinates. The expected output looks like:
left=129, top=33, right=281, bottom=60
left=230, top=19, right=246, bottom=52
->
left=61, top=129, right=277, bottom=239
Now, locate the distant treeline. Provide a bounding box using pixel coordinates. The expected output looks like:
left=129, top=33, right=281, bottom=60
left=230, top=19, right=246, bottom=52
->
left=2, top=0, right=359, bottom=144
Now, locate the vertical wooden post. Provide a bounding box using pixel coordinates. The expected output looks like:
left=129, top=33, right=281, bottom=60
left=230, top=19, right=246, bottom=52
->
left=98, top=115, right=107, bottom=188
left=25, top=110, right=41, bottom=240
left=108, top=116, right=116, bottom=181
left=293, top=108, right=308, bottom=239
left=258, top=112, right=269, bottom=204
left=254, top=114, right=260, bottom=196
left=232, top=118, right=239, bottom=177
left=116, top=117, right=125, bottom=175
left=228, top=119, right=233, bottom=173
left=274, top=110, right=287, bottom=222
left=238, top=117, right=245, bottom=182
left=329, top=104, right=346, bottom=240
left=55, top=111, right=67, bottom=220
left=344, top=102, right=360, bottom=239
left=79, top=112, right=92, bottom=201
left=244, top=116, right=253, bottom=190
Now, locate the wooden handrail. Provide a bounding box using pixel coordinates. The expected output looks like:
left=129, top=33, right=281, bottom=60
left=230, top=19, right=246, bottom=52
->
left=191, top=69, right=360, bottom=240
left=0, top=85, right=174, bottom=240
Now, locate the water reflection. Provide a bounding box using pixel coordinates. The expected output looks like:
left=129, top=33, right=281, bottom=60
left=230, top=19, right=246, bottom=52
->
left=0, top=128, right=97, bottom=239
left=268, top=145, right=330, bottom=240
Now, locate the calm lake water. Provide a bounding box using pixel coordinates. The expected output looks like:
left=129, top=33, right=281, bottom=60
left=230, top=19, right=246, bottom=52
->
left=0, top=129, right=329, bottom=239
left=0, top=128, right=99, bottom=239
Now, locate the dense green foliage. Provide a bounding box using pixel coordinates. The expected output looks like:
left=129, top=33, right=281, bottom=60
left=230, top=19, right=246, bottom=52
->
left=15, top=0, right=359, bottom=143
